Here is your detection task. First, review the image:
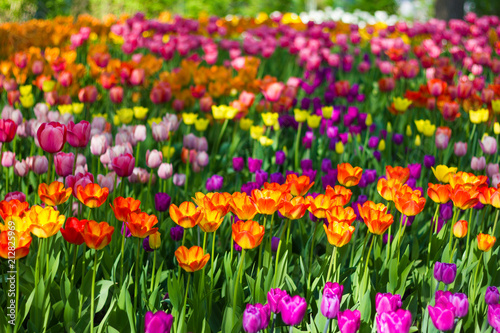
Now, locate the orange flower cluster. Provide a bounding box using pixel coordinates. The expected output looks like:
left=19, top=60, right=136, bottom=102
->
left=427, top=171, right=486, bottom=210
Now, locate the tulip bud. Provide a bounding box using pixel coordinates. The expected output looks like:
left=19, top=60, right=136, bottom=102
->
left=278, top=295, right=307, bottom=326
left=453, top=220, right=468, bottom=238
left=485, top=286, right=500, bottom=305
left=433, top=261, right=457, bottom=284
left=337, top=309, right=361, bottom=333
left=154, top=193, right=171, bottom=212
left=375, top=293, right=402, bottom=314
left=267, top=288, right=288, bottom=313
left=170, top=226, right=184, bottom=241
left=173, top=173, right=186, bottom=186
left=454, top=142, right=467, bottom=156
left=376, top=309, right=412, bottom=333
left=149, top=232, right=161, bottom=250
left=158, top=163, right=173, bottom=179
left=146, top=149, right=163, bottom=169
left=32, top=155, right=49, bottom=175
left=54, top=152, right=75, bottom=177
left=321, top=289, right=340, bottom=319
left=242, top=304, right=262, bottom=333
left=471, top=156, right=486, bottom=171
left=1, top=151, right=15, bottom=167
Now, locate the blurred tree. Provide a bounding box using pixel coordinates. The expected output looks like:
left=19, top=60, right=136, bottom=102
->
left=434, top=0, right=464, bottom=20
left=466, top=0, right=500, bottom=17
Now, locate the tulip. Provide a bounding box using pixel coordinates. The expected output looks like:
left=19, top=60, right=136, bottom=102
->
left=232, top=220, right=265, bottom=249
left=486, top=287, right=500, bottom=305
left=4, top=192, right=26, bottom=202
left=471, top=156, right=486, bottom=171
left=0, top=230, right=32, bottom=259
left=126, top=212, right=159, bottom=238
left=154, top=193, right=171, bottom=212
left=54, top=152, right=75, bottom=177
left=454, top=142, right=467, bottom=157
left=434, top=262, right=457, bottom=284
left=32, top=156, right=49, bottom=175
left=233, top=157, right=245, bottom=172
left=170, top=226, right=184, bottom=241
left=206, top=175, right=224, bottom=192
left=242, top=304, right=262, bottom=333
left=110, top=86, right=124, bottom=104
left=76, top=183, right=109, bottom=208
left=453, top=220, right=468, bottom=238
left=424, top=155, right=436, bottom=169
left=81, top=221, right=115, bottom=250
left=278, top=295, right=307, bottom=326
left=337, top=309, right=361, bottom=333
left=67, top=120, right=91, bottom=148
left=321, top=288, right=341, bottom=319
left=1, top=151, right=15, bottom=167
left=0, top=119, right=17, bottom=143
left=478, top=233, right=496, bottom=252
left=90, top=135, right=108, bottom=156
left=111, top=153, right=135, bottom=178
left=146, top=150, right=163, bottom=169
left=488, top=304, right=500, bottom=332
left=428, top=302, right=456, bottom=331
left=337, top=163, right=363, bottom=187
left=37, top=122, right=67, bottom=153
left=38, top=181, right=72, bottom=206
left=449, top=293, right=469, bottom=318
left=267, top=288, right=288, bottom=313
left=25, top=205, right=65, bottom=238
left=480, top=136, right=498, bottom=155
left=248, top=157, right=263, bottom=173
left=174, top=245, right=210, bottom=272
left=169, top=202, right=202, bottom=229
left=376, top=293, right=402, bottom=314
left=173, top=173, right=186, bottom=186
left=60, top=217, right=87, bottom=245
left=376, top=309, right=412, bottom=333
left=144, top=311, right=173, bottom=333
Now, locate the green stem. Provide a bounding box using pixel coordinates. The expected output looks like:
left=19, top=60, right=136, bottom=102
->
left=257, top=216, right=267, bottom=274
left=201, top=232, right=208, bottom=290
left=307, top=221, right=319, bottom=291
left=294, top=122, right=303, bottom=170
left=274, top=219, right=289, bottom=288
left=473, top=252, right=483, bottom=303
left=448, top=208, right=458, bottom=259
left=492, top=209, right=500, bottom=236
left=90, top=250, right=98, bottom=333
left=47, top=153, right=53, bottom=184
left=120, top=230, right=126, bottom=286
left=71, top=243, right=78, bottom=287
left=133, top=238, right=141, bottom=319
left=426, top=204, right=441, bottom=270
left=363, top=236, right=375, bottom=279
left=232, top=249, right=246, bottom=329
left=45, top=236, right=50, bottom=280
left=326, top=246, right=337, bottom=282
left=209, top=230, right=217, bottom=315
left=150, top=250, right=156, bottom=293
left=78, top=244, right=86, bottom=317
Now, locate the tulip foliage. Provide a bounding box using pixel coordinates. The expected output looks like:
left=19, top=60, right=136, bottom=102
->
left=1, top=8, right=500, bottom=333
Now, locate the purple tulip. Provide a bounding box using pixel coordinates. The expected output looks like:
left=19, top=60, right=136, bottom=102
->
left=241, top=182, right=260, bottom=196
left=373, top=151, right=381, bottom=161
left=271, top=237, right=280, bottom=252
left=321, top=289, right=341, bottom=319
left=275, top=151, right=286, bottom=165
left=321, top=170, right=337, bottom=190
left=303, top=169, right=317, bottom=182
left=392, top=133, right=404, bottom=145
left=407, top=163, right=422, bottom=179
left=428, top=302, right=456, bottom=331
left=242, top=304, right=262, bottom=333
left=255, top=303, right=270, bottom=330
left=206, top=174, right=224, bottom=191
left=143, top=236, right=153, bottom=252
left=486, top=286, right=500, bottom=305
left=424, top=155, right=436, bottom=169
left=121, top=223, right=132, bottom=238
left=255, top=170, right=268, bottom=187
left=321, top=159, right=332, bottom=173
left=267, top=288, right=288, bottom=313
left=368, top=136, right=379, bottom=149
left=270, top=172, right=285, bottom=185
left=170, top=226, right=184, bottom=241
left=440, top=202, right=453, bottom=221
left=248, top=157, right=262, bottom=173
left=337, top=309, right=361, bottom=333
left=144, top=311, right=173, bottom=333
left=376, top=309, right=412, bottom=333
left=301, top=159, right=313, bottom=171
left=365, top=169, right=377, bottom=183
left=154, top=193, right=171, bottom=212
left=488, top=304, right=500, bottom=332
left=279, top=295, right=307, bottom=326
left=233, top=157, right=245, bottom=172
left=376, top=293, right=402, bottom=314
left=449, top=293, right=469, bottom=318
left=434, top=262, right=457, bottom=284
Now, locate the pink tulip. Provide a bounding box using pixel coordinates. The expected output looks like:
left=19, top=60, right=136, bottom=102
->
left=111, top=153, right=135, bottom=178
left=158, top=163, right=173, bottom=179
left=109, top=86, right=124, bottom=104
left=454, top=142, right=467, bottom=156
left=90, top=135, right=108, bottom=156
left=98, top=172, right=120, bottom=193
left=37, top=122, right=67, bottom=153
left=129, top=68, right=145, bottom=86
left=78, top=85, right=98, bottom=103
left=32, top=155, right=49, bottom=175
left=66, top=172, right=94, bottom=196
left=14, top=160, right=28, bottom=177
left=146, top=150, right=163, bottom=169
left=262, top=82, right=285, bottom=102
left=134, top=125, right=146, bottom=142
left=1, top=151, right=15, bottom=167
left=67, top=120, right=91, bottom=148
left=487, top=163, right=499, bottom=179
left=54, top=152, right=75, bottom=177
left=5, top=191, right=26, bottom=202
left=152, top=122, right=169, bottom=142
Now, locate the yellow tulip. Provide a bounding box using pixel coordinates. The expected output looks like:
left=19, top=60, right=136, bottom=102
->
left=72, top=103, right=84, bottom=114
left=133, top=106, right=149, bottom=120
left=194, top=118, right=210, bottom=132
left=393, top=97, right=412, bottom=113
left=259, top=136, right=274, bottom=147
left=162, top=146, right=175, bottom=159
left=240, top=118, right=254, bottom=131
left=415, top=134, right=421, bottom=146
left=414, top=120, right=425, bottom=133
left=387, top=122, right=392, bottom=133
left=492, top=100, right=500, bottom=114
left=365, top=114, right=373, bottom=126
left=19, top=94, right=34, bottom=108
left=294, top=109, right=309, bottom=123
left=58, top=104, right=73, bottom=115
left=148, top=117, right=162, bottom=127
left=20, top=85, right=32, bottom=96
left=335, top=141, right=344, bottom=154
left=378, top=139, right=386, bottom=151
left=116, top=108, right=134, bottom=124
left=422, top=124, right=436, bottom=137
left=322, top=106, right=333, bottom=119
left=494, top=122, right=500, bottom=135
left=469, top=109, right=488, bottom=124
left=182, top=113, right=198, bottom=125
left=250, top=126, right=264, bottom=140
left=431, top=165, right=457, bottom=183
left=261, top=112, right=279, bottom=127
left=42, top=80, right=56, bottom=92
left=113, top=115, right=120, bottom=126
left=92, top=113, right=107, bottom=119
left=306, top=114, right=322, bottom=129
left=406, top=125, right=412, bottom=137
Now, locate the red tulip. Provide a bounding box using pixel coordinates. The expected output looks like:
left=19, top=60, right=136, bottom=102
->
left=0, top=119, right=18, bottom=143
left=37, top=122, right=67, bottom=153
left=109, top=86, right=123, bottom=104
left=78, top=85, right=98, bottom=103
left=111, top=153, right=135, bottom=178
left=60, top=217, right=88, bottom=245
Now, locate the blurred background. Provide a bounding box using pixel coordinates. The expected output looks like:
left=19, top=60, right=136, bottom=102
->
left=0, top=0, right=499, bottom=22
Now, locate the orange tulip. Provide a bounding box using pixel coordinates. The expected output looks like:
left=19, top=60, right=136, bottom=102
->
left=0, top=199, right=29, bottom=220
left=38, top=181, right=72, bottom=206
left=394, top=189, right=426, bottom=216
left=377, top=178, right=403, bottom=202
left=110, top=197, right=141, bottom=222
left=251, top=188, right=286, bottom=215
left=449, top=171, right=487, bottom=190
left=0, top=230, right=32, bottom=259
left=286, top=174, right=314, bottom=196
left=278, top=196, right=310, bottom=220
left=477, top=233, right=496, bottom=252
left=76, top=183, right=109, bottom=208
left=199, top=208, right=224, bottom=233
left=306, top=194, right=337, bottom=219
left=449, top=186, right=479, bottom=210
left=386, top=165, right=410, bottom=184
left=325, top=206, right=357, bottom=226
left=360, top=208, right=394, bottom=235
left=175, top=245, right=210, bottom=272
left=453, top=220, right=467, bottom=238
left=427, top=183, right=452, bottom=204
left=325, top=185, right=352, bottom=206
left=357, top=201, right=388, bottom=220
left=126, top=212, right=159, bottom=238
left=81, top=220, right=115, bottom=250
left=169, top=201, right=203, bottom=228
left=262, top=182, right=291, bottom=193
left=25, top=205, right=65, bottom=238
left=229, top=192, right=258, bottom=221
left=193, top=192, right=232, bottom=216
left=337, top=163, right=363, bottom=187
left=232, top=220, right=265, bottom=249
left=323, top=221, right=355, bottom=247
left=478, top=187, right=494, bottom=206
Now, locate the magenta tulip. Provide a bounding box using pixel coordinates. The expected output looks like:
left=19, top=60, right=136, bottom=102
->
left=67, top=120, right=91, bottom=148
left=111, top=153, right=135, bottom=178
left=37, top=122, right=67, bottom=153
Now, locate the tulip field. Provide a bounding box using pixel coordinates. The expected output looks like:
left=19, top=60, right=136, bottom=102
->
left=2, top=9, right=500, bottom=333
